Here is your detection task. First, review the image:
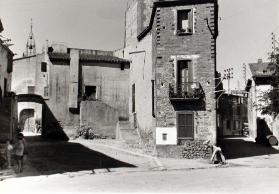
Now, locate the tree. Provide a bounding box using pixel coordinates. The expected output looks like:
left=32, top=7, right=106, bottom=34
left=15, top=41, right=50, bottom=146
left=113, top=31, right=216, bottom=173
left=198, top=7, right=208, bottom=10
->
left=259, top=48, right=279, bottom=117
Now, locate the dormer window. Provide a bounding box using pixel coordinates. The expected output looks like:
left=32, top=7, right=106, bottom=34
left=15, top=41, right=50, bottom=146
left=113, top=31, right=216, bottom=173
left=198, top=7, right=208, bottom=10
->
left=177, top=9, right=194, bottom=35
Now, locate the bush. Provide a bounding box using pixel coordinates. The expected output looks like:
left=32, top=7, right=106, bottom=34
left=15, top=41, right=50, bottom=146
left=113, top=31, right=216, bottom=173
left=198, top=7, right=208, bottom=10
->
left=76, top=125, right=108, bottom=140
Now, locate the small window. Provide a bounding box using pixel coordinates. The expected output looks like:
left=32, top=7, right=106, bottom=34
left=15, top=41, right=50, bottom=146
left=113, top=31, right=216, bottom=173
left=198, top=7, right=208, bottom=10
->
left=41, top=62, right=47, bottom=72
left=4, top=78, right=7, bottom=96
left=84, top=86, right=97, bottom=101
left=121, top=63, right=125, bottom=71
left=177, top=9, right=193, bottom=35
left=226, top=120, right=230, bottom=130
left=152, top=80, right=155, bottom=117
left=44, top=87, right=49, bottom=97
left=28, top=86, right=35, bottom=94
left=132, top=84, right=135, bottom=113
left=162, top=133, right=168, bottom=141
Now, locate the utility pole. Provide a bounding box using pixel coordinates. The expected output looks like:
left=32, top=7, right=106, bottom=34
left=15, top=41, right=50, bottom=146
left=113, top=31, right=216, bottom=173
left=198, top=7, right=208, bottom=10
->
left=243, top=63, right=247, bottom=86
left=224, top=68, right=234, bottom=94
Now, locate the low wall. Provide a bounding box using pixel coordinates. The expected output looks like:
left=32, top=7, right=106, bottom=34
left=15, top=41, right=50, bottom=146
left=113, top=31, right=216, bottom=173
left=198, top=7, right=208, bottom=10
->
left=80, top=101, right=119, bottom=138
left=156, top=141, right=212, bottom=159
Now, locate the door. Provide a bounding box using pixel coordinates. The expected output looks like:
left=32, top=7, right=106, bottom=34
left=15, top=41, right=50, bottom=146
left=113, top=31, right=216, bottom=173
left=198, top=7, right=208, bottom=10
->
left=177, top=112, right=194, bottom=139
left=177, top=60, right=193, bottom=95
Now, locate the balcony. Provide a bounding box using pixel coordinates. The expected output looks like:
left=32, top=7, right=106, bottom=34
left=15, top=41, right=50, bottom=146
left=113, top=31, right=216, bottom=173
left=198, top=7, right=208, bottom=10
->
left=169, top=82, right=205, bottom=101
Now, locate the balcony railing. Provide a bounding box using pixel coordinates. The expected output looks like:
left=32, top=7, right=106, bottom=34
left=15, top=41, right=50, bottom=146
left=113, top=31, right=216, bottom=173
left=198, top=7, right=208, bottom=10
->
left=169, top=82, right=205, bottom=101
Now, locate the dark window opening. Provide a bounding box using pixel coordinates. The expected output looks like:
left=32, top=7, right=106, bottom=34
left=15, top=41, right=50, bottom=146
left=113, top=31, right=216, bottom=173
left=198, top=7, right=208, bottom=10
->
left=162, top=133, right=168, bottom=141
left=152, top=80, right=155, bottom=117
left=177, top=9, right=193, bottom=35
left=84, top=86, right=97, bottom=101
left=121, top=63, right=125, bottom=71
left=226, top=120, right=230, bottom=130
left=44, top=87, right=49, bottom=97
left=177, top=112, right=194, bottom=139
left=28, top=86, right=35, bottom=94
left=132, top=84, right=135, bottom=113
left=41, top=62, right=47, bottom=72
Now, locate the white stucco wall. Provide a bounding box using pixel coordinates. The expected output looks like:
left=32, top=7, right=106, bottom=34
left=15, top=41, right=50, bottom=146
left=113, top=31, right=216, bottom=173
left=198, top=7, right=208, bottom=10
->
left=123, top=34, right=155, bottom=132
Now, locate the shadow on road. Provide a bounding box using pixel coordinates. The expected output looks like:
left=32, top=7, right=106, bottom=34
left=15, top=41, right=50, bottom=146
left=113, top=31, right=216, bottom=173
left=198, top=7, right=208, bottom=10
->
left=219, top=137, right=279, bottom=159
left=20, top=136, right=136, bottom=177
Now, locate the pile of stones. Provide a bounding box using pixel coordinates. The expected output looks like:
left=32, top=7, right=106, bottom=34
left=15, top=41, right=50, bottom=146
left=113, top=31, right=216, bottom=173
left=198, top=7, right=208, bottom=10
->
left=182, top=141, right=212, bottom=159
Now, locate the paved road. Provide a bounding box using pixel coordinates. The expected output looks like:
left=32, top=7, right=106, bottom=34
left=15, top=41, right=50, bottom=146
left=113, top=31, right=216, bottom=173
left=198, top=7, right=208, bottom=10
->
left=1, top=167, right=279, bottom=193
left=2, top=136, right=279, bottom=193
left=17, top=136, right=157, bottom=177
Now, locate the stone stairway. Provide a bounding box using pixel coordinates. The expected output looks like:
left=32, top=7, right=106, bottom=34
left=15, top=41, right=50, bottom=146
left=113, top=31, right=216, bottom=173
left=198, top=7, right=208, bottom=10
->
left=116, top=121, right=141, bottom=146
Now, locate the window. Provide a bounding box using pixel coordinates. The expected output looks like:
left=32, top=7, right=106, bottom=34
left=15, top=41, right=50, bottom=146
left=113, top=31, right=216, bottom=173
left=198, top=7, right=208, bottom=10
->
left=121, top=63, right=125, bottom=71
left=132, top=84, right=135, bottom=113
left=234, top=120, right=240, bottom=130
left=4, top=78, right=7, bottom=96
left=28, top=86, right=35, bottom=94
left=84, top=86, right=97, bottom=100
left=177, top=112, right=194, bottom=139
left=44, top=86, right=49, bottom=97
left=162, top=133, right=168, bottom=141
left=226, top=120, right=230, bottom=130
left=41, top=62, right=47, bottom=72
left=177, top=9, right=193, bottom=35
left=152, top=80, right=155, bottom=117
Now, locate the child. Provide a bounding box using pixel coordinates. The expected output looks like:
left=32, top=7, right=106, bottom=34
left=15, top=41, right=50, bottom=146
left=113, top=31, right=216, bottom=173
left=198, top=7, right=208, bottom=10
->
left=15, top=134, right=25, bottom=173
left=204, top=140, right=226, bottom=165
left=6, top=140, right=13, bottom=169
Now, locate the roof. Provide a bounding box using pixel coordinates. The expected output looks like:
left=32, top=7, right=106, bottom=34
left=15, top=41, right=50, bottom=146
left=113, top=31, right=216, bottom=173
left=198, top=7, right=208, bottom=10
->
left=13, top=54, right=39, bottom=61
left=48, top=52, right=130, bottom=64
left=80, top=54, right=130, bottom=64
left=48, top=52, right=70, bottom=61
left=249, top=61, right=276, bottom=85
left=137, top=0, right=218, bottom=41
left=249, top=61, right=276, bottom=78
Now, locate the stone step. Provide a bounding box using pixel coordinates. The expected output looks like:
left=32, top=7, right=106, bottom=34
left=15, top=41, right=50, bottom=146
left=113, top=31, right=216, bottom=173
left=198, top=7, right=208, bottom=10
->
left=0, top=169, right=16, bottom=180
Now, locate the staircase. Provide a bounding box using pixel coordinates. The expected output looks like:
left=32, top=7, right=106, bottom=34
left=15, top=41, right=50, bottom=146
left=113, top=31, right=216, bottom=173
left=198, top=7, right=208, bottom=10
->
left=116, top=121, right=141, bottom=146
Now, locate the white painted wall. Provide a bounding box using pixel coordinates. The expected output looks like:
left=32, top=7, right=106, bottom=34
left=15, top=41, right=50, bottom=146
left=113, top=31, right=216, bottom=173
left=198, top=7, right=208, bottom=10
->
left=156, top=127, right=177, bottom=145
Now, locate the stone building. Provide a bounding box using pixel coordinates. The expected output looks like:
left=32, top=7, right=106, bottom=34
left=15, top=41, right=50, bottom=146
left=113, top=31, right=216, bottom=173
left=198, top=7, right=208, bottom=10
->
left=246, top=59, right=278, bottom=143
left=12, top=23, right=45, bottom=135
left=0, top=19, right=17, bottom=143
left=218, top=92, right=248, bottom=137
left=12, top=41, right=130, bottom=139
left=117, top=0, right=219, bottom=158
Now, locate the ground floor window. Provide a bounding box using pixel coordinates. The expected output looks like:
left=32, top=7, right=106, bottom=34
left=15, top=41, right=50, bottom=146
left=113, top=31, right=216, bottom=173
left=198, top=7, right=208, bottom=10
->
left=177, top=112, right=194, bottom=139
left=132, top=84, right=135, bottom=113
left=84, top=86, right=97, bottom=100
left=28, top=86, right=35, bottom=94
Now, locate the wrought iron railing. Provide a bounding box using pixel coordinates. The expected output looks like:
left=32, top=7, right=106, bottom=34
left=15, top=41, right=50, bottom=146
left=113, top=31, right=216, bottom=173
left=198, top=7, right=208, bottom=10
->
left=169, top=82, right=205, bottom=100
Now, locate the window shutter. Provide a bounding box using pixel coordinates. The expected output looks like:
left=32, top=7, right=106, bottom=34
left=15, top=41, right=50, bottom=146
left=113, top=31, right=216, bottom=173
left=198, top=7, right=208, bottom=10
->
left=188, top=8, right=194, bottom=34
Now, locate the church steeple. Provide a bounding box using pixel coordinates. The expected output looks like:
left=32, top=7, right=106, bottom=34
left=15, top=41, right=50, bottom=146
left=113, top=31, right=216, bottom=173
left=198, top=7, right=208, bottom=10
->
left=24, top=19, right=36, bottom=57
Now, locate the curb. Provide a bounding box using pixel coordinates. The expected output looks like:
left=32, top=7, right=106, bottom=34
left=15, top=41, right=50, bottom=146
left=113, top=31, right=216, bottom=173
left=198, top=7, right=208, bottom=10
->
left=85, top=142, right=166, bottom=170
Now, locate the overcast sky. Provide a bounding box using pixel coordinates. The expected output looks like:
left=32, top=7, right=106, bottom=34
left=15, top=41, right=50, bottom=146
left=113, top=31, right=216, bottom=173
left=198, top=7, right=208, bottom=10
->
left=0, top=0, right=278, bottom=90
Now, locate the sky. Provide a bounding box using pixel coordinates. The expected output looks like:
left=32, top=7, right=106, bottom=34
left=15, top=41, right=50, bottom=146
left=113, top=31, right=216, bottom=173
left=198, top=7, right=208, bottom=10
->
left=0, top=0, right=278, bottom=90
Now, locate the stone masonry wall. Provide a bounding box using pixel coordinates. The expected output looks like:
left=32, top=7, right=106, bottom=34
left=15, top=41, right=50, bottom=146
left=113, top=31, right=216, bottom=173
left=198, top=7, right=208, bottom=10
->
left=157, top=141, right=212, bottom=159
left=154, top=3, right=217, bottom=145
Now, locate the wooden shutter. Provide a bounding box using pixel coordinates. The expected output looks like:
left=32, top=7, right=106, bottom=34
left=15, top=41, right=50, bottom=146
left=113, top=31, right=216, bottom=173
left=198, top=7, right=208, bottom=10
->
left=188, top=8, right=194, bottom=34
left=177, top=112, right=194, bottom=139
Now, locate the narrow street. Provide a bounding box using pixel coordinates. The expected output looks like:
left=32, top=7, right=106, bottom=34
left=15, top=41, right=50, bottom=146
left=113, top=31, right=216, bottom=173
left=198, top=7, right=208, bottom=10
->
left=1, top=136, right=279, bottom=193
left=1, top=166, right=279, bottom=193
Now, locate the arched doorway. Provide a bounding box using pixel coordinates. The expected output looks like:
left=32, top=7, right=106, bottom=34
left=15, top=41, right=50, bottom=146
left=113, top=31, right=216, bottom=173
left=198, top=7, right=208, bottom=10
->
left=19, top=109, right=36, bottom=133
